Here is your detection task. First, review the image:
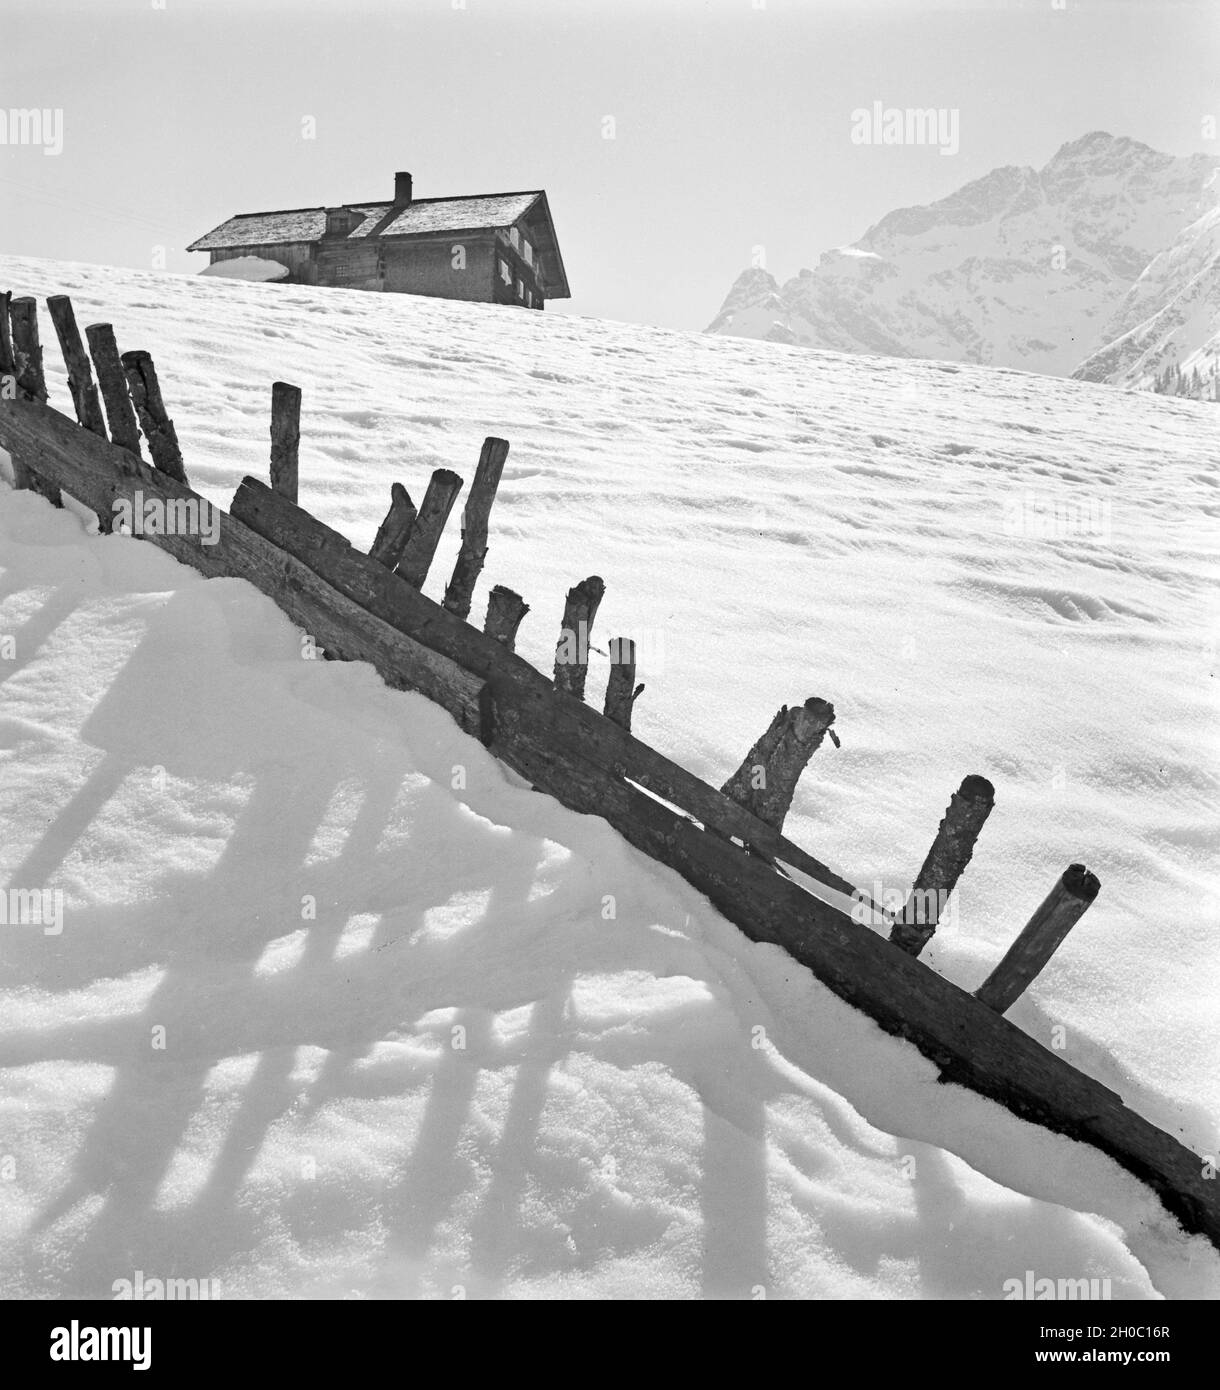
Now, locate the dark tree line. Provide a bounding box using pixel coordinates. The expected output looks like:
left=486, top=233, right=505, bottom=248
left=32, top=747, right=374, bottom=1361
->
left=1151, top=358, right=1219, bottom=402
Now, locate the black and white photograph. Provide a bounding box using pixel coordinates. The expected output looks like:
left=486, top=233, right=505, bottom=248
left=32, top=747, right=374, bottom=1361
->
left=0, top=0, right=1217, bottom=1345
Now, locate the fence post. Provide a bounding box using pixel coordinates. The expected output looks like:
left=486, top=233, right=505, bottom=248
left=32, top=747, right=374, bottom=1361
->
left=443, top=436, right=509, bottom=620
left=46, top=296, right=107, bottom=438
left=121, top=350, right=186, bottom=481
left=604, top=636, right=643, bottom=730
left=889, top=775, right=995, bottom=956
left=2, top=298, right=58, bottom=503
left=369, top=482, right=417, bottom=569
left=975, top=864, right=1100, bottom=1014
left=84, top=323, right=142, bottom=456
left=0, top=290, right=14, bottom=379
left=9, top=297, right=48, bottom=402
left=484, top=586, right=529, bottom=650
left=397, top=468, right=463, bottom=587
left=720, top=697, right=836, bottom=831
left=554, top=575, right=604, bottom=700
left=270, top=381, right=301, bottom=502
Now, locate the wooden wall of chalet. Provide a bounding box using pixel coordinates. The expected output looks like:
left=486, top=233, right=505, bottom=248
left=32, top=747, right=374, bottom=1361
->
left=207, top=229, right=547, bottom=307
left=381, top=236, right=497, bottom=302
left=314, top=238, right=382, bottom=291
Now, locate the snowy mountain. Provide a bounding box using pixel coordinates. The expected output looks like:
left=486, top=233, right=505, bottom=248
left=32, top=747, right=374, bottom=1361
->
left=1073, top=203, right=1220, bottom=399
left=707, top=132, right=1220, bottom=392
left=2, top=255, right=1219, bottom=1298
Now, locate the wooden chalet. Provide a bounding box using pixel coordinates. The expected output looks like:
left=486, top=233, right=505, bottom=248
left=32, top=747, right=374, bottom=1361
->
left=187, top=171, right=570, bottom=309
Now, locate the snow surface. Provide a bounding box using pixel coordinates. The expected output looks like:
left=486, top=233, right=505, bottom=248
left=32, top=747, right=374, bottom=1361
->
left=1, top=255, right=1218, bottom=1299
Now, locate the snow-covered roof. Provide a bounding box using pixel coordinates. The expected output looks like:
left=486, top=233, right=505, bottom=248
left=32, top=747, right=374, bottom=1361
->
left=188, top=208, right=329, bottom=250
left=381, top=192, right=541, bottom=237
left=188, top=193, right=542, bottom=249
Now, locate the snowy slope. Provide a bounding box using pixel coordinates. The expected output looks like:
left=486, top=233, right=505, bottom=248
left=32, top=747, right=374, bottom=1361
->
left=708, top=133, right=1220, bottom=385
left=1, top=255, right=1218, bottom=1299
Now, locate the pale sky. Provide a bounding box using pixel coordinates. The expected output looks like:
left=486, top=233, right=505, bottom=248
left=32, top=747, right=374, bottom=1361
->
left=2, top=0, right=1217, bottom=330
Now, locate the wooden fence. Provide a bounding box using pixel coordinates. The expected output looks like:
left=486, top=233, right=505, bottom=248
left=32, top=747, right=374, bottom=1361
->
left=1, top=289, right=1217, bottom=1252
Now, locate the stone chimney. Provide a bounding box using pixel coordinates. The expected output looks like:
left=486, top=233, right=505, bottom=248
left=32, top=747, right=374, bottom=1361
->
left=394, top=171, right=413, bottom=205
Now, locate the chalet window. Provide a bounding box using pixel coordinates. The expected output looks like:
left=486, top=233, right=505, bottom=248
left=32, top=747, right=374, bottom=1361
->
left=498, top=258, right=511, bottom=286
left=522, top=239, right=534, bottom=267
left=509, top=227, right=521, bottom=252
left=516, top=277, right=525, bottom=301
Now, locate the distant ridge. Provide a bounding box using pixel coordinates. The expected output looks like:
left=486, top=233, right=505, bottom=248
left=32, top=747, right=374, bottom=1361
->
left=707, top=133, right=1220, bottom=400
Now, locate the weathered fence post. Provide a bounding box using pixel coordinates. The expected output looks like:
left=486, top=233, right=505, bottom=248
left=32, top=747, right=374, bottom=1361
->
left=9, top=297, right=48, bottom=402
left=720, top=698, right=836, bottom=831
left=369, top=482, right=417, bottom=569
left=604, top=636, right=644, bottom=731
left=0, top=290, right=14, bottom=379
left=121, top=350, right=186, bottom=481
left=484, top=585, right=529, bottom=650
left=269, top=381, right=301, bottom=502
left=397, top=468, right=463, bottom=588
left=975, top=864, right=1100, bottom=1014
left=2, top=298, right=58, bottom=502
left=443, top=436, right=509, bottom=620
left=889, top=774, right=996, bottom=956
left=84, top=323, right=142, bottom=456
left=554, top=575, right=605, bottom=700
left=46, top=296, right=107, bottom=438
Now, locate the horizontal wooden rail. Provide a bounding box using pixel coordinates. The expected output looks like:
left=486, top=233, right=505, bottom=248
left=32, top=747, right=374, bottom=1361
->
left=227, top=475, right=877, bottom=909
left=479, top=680, right=1220, bottom=1253
left=0, top=395, right=483, bottom=729
left=3, top=387, right=1218, bottom=1253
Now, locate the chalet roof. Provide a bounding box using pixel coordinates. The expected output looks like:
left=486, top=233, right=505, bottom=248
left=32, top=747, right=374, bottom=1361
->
left=190, top=186, right=572, bottom=294
left=188, top=195, right=546, bottom=252
left=381, top=192, right=541, bottom=236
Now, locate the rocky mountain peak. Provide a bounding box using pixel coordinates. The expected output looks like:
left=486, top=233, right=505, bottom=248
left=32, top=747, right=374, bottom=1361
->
left=706, top=132, right=1220, bottom=395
